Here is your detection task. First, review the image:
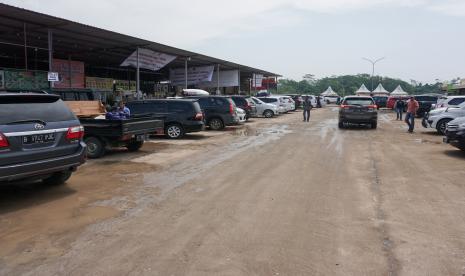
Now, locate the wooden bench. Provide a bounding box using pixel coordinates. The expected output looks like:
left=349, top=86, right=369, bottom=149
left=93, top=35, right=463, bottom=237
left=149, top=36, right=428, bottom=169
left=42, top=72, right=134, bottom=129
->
left=65, top=101, right=106, bottom=118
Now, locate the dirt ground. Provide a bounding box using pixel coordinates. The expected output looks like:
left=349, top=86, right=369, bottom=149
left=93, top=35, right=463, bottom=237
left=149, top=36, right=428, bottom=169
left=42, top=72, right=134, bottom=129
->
left=1, top=107, right=465, bottom=275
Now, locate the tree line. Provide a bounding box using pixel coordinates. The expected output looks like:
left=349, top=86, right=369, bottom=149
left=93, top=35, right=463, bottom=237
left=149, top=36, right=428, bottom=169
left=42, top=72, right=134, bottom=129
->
left=277, top=74, right=442, bottom=96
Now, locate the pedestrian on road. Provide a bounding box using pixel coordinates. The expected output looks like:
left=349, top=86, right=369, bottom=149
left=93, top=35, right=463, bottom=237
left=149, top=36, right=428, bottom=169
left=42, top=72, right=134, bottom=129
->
left=394, top=98, right=405, bottom=120
left=316, top=96, right=322, bottom=108
left=405, top=96, right=419, bottom=133
left=302, top=96, right=313, bottom=122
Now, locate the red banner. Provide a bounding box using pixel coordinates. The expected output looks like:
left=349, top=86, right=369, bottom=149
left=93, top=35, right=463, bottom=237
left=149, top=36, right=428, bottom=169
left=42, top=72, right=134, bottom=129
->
left=52, top=59, right=85, bottom=88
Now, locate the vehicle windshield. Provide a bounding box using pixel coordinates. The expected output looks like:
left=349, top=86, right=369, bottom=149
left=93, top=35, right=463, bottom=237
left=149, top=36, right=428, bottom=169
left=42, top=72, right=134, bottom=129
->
left=343, top=98, right=374, bottom=106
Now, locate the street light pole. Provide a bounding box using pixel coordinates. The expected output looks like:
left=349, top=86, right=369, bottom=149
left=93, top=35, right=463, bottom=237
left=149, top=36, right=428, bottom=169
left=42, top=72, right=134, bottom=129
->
left=362, top=57, right=385, bottom=91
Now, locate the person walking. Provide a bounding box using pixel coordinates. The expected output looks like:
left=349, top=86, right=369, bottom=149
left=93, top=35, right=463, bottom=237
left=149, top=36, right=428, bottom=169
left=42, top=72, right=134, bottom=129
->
left=394, top=98, right=405, bottom=120
left=405, top=96, right=419, bottom=133
left=302, top=96, right=313, bottom=122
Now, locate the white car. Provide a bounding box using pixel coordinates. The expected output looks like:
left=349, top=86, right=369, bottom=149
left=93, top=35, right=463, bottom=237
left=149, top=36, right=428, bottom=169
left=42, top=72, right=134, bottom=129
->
left=324, top=96, right=339, bottom=104
left=302, top=95, right=318, bottom=108
left=251, top=97, right=278, bottom=118
left=236, top=107, right=246, bottom=123
left=433, top=96, right=465, bottom=109
left=281, top=96, right=296, bottom=111
left=423, top=102, right=465, bottom=134
left=257, top=96, right=286, bottom=114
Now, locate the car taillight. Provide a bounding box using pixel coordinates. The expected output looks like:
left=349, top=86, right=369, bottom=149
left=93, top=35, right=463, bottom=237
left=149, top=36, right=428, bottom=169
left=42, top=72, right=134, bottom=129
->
left=0, top=133, right=9, bottom=148
left=340, top=105, right=350, bottom=108
left=229, top=103, right=234, bottom=115
left=66, top=126, right=84, bottom=141
left=368, top=105, right=377, bottom=109
left=194, top=112, right=204, bottom=121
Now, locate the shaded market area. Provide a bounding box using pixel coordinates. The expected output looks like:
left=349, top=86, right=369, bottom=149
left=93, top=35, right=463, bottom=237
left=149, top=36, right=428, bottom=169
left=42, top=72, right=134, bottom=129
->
left=0, top=3, right=279, bottom=102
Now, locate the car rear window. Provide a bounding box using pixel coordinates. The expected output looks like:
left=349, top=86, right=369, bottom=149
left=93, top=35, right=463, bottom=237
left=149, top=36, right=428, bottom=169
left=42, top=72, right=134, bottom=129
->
left=168, top=101, right=193, bottom=112
left=448, top=98, right=465, bottom=105
left=260, top=98, right=277, bottom=103
left=0, top=95, right=76, bottom=124
left=343, top=98, right=374, bottom=106
left=128, top=101, right=166, bottom=114
left=232, top=97, right=247, bottom=106
left=415, top=96, right=437, bottom=101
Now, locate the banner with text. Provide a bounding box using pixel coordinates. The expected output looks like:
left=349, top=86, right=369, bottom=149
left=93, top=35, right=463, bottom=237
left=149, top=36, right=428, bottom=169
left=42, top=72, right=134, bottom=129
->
left=121, top=48, right=177, bottom=71
left=52, top=59, right=85, bottom=88
left=253, top=74, right=264, bottom=88
left=198, top=70, right=239, bottom=88
left=170, top=65, right=215, bottom=86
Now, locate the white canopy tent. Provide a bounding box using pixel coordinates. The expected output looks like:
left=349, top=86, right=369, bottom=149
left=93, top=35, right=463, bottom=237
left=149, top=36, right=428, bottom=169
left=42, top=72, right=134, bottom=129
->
left=321, top=86, right=339, bottom=97
left=391, top=85, right=409, bottom=96
left=372, top=83, right=390, bottom=96
left=355, top=84, right=372, bottom=96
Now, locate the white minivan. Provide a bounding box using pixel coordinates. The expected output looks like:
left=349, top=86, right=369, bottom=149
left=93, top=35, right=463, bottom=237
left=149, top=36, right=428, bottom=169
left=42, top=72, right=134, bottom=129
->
left=257, top=96, right=287, bottom=114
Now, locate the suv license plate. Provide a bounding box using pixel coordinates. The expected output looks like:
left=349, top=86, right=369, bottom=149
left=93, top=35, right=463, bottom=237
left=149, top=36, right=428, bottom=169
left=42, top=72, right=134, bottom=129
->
left=23, top=133, right=56, bottom=144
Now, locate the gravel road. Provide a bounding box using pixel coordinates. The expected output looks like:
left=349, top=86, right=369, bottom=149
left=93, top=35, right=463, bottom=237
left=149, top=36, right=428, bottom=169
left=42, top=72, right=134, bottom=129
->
left=1, top=107, right=465, bottom=275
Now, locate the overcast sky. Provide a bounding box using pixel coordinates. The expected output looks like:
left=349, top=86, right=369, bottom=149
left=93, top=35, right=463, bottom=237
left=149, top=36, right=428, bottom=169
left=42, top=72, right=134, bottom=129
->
left=2, top=0, right=465, bottom=83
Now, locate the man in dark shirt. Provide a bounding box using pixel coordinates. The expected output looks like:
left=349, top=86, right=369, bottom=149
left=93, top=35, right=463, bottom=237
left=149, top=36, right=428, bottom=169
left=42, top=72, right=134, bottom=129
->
left=302, top=96, right=313, bottom=122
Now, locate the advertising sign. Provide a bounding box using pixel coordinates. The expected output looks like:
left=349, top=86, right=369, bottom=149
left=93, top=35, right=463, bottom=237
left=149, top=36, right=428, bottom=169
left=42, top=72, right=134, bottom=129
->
left=170, top=65, right=215, bottom=86
left=253, top=74, right=264, bottom=88
left=121, top=48, right=177, bottom=71
left=52, top=59, right=85, bottom=88
left=198, top=70, right=239, bottom=88
left=86, top=77, right=114, bottom=90
left=4, top=70, right=49, bottom=90
left=47, top=72, right=59, bottom=82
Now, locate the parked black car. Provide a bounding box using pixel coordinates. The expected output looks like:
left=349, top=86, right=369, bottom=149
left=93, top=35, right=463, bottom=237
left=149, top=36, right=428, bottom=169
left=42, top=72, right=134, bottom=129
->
left=444, top=118, right=465, bottom=151
left=51, top=89, right=113, bottom=104
left=372, top=96, right=388, bottom=109
left=231, top=96, right=257, bottom=120
left=338, top=96, right=378, bottom=129
left=127, top=99, right=204, bottom=139
left=0, top=93, right=87, bottom=185
left=414, top=94, right=440, bottom=118
left=186, top=96, right=239, bottom=130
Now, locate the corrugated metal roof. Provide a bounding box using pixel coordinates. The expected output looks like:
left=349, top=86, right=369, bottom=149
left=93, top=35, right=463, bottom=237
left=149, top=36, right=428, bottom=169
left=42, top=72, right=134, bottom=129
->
left=0, top=3, right=280, bottom=77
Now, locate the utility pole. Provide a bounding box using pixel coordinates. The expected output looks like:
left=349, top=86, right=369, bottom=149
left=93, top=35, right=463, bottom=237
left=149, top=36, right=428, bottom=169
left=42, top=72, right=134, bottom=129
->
left=362, top=57, right=385, bottom=91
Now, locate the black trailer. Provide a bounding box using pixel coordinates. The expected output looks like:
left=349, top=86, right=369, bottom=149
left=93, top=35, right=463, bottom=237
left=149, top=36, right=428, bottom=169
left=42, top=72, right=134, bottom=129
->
left=80, top=117, right=163, bottom=158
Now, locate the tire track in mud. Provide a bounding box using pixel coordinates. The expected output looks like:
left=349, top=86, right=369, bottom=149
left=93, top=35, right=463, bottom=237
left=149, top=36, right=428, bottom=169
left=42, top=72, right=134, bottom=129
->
left=368, top=140, right=400, bottom=276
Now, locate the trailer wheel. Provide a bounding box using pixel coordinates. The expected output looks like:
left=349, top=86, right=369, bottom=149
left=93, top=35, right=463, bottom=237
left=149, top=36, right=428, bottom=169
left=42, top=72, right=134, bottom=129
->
left=127, top=141, right=144, bottom=152
left=84, top=137, right=105, bottom=159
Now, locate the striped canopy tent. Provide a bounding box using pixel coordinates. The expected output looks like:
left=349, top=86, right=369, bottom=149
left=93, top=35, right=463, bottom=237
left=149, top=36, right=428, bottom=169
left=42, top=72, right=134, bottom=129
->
left=321, top=86, right=339, bottom=97
left=372, top=83, right=390, bottom=96
left=355, top=84, right=371, bottom=96
left=391, top=85, right=409, bottom=96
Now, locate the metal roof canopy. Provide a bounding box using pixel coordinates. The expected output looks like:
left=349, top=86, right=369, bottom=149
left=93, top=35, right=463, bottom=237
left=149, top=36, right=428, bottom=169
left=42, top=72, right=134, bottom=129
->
left=0, top=3, right=280, bottom=79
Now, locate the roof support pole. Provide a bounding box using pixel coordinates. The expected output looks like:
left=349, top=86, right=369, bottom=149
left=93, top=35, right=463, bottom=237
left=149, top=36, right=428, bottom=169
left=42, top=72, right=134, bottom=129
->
left=275, top=76, right=278, bottom=93
left=237, top=69, right=241, bottom=94
left=23, top=23, right=28, bottom=71
left=68, top=55, right=72, bottom=88
left=184, top=58, right=188, bottom=89
left=48, top=28, right=54, bottom=88
left=217, top=64, right=220, bottom=95
left=136, top=47, right=140, bottom=100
